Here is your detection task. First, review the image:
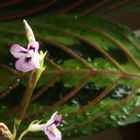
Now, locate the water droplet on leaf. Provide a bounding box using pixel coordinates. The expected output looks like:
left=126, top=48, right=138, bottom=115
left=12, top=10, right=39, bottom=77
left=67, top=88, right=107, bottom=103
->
left=74, top=15, right=78, bottom=19
left=17, top=78, right=20, bottom=82
left=134, top=100, right=140, bottom=107
left=2, top=105, right=6, bottom=109
left=117, top=121, right=125, bottom=126
left=118, top=115, right=127, bottom=120
left=111, top=85, right=131, bottom=99
left=110, top=115, right=117, bottom=121
left=62, top=120, right=68, bottom=125
left=122, top=108, right=129, bottom=116
left=9, top=86, right=12, bottom=90
left=87, top=57, right=92, bottom=62
left=82, top=130, right=88, bottom=134
left=9, top=62, right=12, bottom=66
left=72, top=99, right=78, bottom=104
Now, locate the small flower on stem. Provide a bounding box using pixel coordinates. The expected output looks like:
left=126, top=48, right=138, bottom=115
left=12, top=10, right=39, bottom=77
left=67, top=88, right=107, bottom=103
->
left=10, top=41, right=43, bottom=72
left=43, top=112, right=62, bottom=140
left=10, top=20, right=44, bottom=72
left=28, top=112, right=62, bottom=140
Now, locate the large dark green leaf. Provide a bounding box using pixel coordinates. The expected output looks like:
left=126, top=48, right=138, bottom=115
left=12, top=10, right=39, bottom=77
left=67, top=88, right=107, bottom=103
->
left=0, top=1, right=140, bottom=18
left=0, top=16, right=140, bottom=138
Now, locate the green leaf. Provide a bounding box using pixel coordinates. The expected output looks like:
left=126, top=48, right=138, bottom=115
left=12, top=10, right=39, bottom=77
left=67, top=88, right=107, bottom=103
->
left=0, top=16, right=140, bottom=138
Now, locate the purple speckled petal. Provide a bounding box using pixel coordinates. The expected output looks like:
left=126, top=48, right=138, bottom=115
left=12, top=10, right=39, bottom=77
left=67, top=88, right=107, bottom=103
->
left=10, top=44, right=27, bottom=58
left=44, top=126, right=61, bottom=140
left=42, top=112, right=62, bottom=140
left=15, top=58, right=36, bottom=72
left=54, top=114, right=62, bottom=126
left=47, top=112, right=62, bottom=127
left=27, top=40, right=39, bottom=52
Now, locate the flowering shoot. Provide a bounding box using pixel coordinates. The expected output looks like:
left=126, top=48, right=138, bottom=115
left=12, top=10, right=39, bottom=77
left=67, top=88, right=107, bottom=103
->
left=19, top=112, right=62, bottom=140
left=10, top=20, right=46, bottom=72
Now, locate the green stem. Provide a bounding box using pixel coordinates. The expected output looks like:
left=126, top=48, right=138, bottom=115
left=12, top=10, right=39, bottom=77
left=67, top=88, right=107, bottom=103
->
left=13, top=51, right=46, bottom=139
left=15, top=69, right=44, bottom=125
left=18, top=129, right=29, bottom=140
left=13, top=70, right=37, bottom=136
left=16, top=70, right=38, bottom=120
left=14, top=57, right=46, bottom=138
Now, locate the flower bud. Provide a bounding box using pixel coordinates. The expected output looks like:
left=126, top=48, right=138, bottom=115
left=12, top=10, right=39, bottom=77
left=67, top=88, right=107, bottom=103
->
left=23, top=19, right=35, bottom=42
left=0, top=123, right=14, bottom=139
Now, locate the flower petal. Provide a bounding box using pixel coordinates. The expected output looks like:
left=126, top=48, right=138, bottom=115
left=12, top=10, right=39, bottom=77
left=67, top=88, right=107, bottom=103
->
left=10, top=44, right=27, bottom=58
left=29, top=124, right=43, bottom=132
left=46, top=112, right=62, bottom=127
left=15, top=58, right=36, bottom=72
left=43, top=125, right=61, bottom=140
left=32, top=52, right=43, bottom=69
left=27, top=41, right=39, bottom=52
left=42, top=112, right=62, bottom=140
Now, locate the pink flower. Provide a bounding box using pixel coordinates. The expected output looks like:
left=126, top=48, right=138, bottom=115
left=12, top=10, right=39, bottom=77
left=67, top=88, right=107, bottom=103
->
left=10, top=20, right=43, bottom=72
left=43, top=112, right=62, bottom=140
left=29, top=112, right=62, bottom=140
left=10, top=40, right=42, bottom=72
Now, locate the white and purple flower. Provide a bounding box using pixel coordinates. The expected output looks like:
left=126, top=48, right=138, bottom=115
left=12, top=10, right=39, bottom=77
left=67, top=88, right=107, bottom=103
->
left=10, top=40, right=42, bottom=72
left=29, top=112, right=62, bottom=140
left=10, top=20, right=43, bottom=72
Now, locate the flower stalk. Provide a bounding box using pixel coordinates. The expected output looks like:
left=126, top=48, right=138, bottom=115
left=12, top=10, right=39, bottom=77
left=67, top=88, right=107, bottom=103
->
left=3, top=19, right=62, bottom=140
left=18, top=129, right=29, bottom=140
left=17, top=112, right=62, bottom=140
left=11, top=20, right=47, bottom=138
left=14, top=51, right=46, bottom=137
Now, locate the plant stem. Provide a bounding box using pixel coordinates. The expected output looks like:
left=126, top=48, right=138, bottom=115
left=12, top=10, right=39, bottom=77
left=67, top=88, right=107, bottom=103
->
left=14, top=67, right=45, bottom=137
left=16, top=70, right=37, bottom=118
left=13, top=51, right=46, bottom=139
left=13, top=70, right=37, bottom=135
left=18, top=129, right=29, bottom=140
